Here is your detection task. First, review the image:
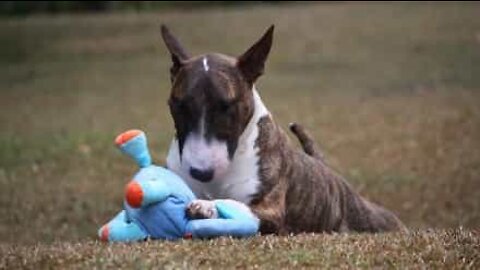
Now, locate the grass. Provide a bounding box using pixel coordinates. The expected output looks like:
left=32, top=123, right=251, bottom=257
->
left=0, top=2, right=479, bottom=268
left=2, top=229, right=479, bottom=269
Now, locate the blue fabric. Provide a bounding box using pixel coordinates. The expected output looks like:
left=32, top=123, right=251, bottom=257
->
left=124, top=167, right=260, bottom=240
left=99, top=130, right=259, bottom=242
left=124, top=165, right=196, bottom=240
left=120, top=132, right=151, bottom=168
left=99, top=210, right=148, bottom=242
left=186, top=218, right=259, bottom=239
left=185, top=201, right=259, bottom=239
left=216, top=200, right=257, bottom=220
left=127, top=197, right=190, bottom=240
left=132, top=166, right=192, bottom=207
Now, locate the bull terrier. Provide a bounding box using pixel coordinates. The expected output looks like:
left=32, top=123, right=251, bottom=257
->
left=161, top=25, right=406, bottom=234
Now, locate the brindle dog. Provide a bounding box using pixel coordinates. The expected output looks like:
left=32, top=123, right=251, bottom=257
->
left=162, top=24, right=406, bottom=234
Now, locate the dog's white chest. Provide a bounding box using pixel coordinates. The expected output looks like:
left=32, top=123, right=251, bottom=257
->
left=166, top=139, right=261, bottom=203
left=166, top=89, right=269, bottom=204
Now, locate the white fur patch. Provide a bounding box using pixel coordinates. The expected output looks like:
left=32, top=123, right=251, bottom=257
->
left=202, top=57, right=209, bottom=72
left=179, top=107, right=230, bottom=176
left=166, top=87, right=270, bottom=204
left=181, top=133, right=230, bottom=175
left=199, top=108, right=206, bottom=136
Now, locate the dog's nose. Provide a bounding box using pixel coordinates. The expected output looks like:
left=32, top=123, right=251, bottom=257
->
left=189, top=167, right=214, bottom=182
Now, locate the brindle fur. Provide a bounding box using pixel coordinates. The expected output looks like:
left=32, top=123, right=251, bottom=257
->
left=289, top=123, right=326, bottom=162
left=252, top=117, right=406, bottom=233
left=161, top=24, right=406, bottom=234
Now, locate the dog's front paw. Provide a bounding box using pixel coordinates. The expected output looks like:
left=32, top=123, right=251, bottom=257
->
left=186, top=200, right=218, bottom=219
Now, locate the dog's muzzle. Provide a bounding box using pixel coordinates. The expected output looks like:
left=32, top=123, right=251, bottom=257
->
left=189, top=167, right=214, bottom=182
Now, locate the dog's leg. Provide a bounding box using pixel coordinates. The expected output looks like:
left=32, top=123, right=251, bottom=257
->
left=249, top=184, right=288, bottom=235
left=187, top=200, right=219, bottom=219
left=250, top=204, right=286, bottom=235
left=289, top=123, right=325, bottom=162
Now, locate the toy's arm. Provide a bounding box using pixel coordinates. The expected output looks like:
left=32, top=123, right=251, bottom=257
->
left=185, top=200, right=259, bottom=239
left=125, top=179, right=173, bottom=208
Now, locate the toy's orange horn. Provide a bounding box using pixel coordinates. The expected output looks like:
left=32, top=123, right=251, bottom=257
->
left=115, top=130, right=142, bottom=146
left=115, top=129, right=152, bottom=168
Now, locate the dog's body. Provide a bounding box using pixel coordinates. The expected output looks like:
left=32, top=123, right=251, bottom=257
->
left=161, top=25, right=405, bottom=234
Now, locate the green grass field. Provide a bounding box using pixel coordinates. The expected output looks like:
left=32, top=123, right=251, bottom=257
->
left=1, top=2, right=479, bottom=268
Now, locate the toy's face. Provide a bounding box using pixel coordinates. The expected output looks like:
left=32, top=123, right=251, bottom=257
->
left=124, top=165, right=197, bottom=210
left=125, top=167, right=165, bottom=209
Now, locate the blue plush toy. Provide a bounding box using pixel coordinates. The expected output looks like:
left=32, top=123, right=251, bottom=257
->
left=98, top=130, right=259, bottom=242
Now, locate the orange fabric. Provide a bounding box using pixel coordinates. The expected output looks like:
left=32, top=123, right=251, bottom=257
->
left=100, top=225, right=109, bottom=242
left=115, top=130, right=142, bottom=146
left=125, top=181, right=143, bottom=208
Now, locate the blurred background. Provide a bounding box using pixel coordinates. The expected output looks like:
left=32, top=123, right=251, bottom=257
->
left=0, top=1, right=479, bottom=244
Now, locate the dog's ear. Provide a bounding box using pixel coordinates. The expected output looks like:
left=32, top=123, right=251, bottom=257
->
left=161, top=25, right=190, bottom=81
left=237, top=25, right=274, bottom=84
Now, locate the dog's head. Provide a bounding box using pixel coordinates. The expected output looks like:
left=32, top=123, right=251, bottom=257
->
left=161, top=25, right=273, bottom=183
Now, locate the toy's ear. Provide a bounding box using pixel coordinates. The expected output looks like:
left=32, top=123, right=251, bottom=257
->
left=115, top=130, right=152, bottom=168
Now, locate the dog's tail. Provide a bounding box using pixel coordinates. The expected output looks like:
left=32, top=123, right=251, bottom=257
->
left=289, top=122, right=325, bottom=162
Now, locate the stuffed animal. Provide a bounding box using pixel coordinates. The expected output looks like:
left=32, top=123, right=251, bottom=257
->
left=98, top=130, right=259, bottom=242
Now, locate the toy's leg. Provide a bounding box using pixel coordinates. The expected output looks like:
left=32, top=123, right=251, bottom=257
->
left=125, top=180, right=170, bottom=208
left=98, top=210, right=148, bottom=242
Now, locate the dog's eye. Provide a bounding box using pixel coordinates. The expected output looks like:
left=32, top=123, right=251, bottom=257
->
left=220, top=103, right=230, bottom=112
left=218, top=100, right=236, bottom=113
left=169, top=98, right=188, bottom=113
